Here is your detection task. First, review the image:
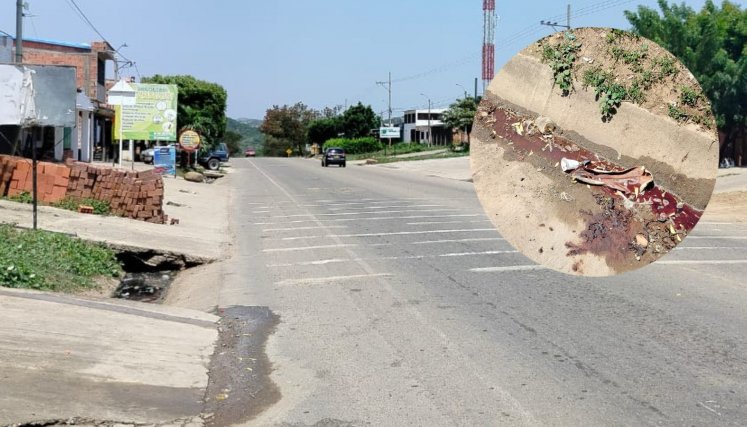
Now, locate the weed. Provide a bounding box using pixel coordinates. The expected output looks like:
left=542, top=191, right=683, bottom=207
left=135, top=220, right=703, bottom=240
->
left=6, top=191, right=33, bottom=204
left=627, top=82, right=646, bottom=104
left=541, top=31, right=582, bottom=96
left=599, top=83, right=628, bottom=121
left=679, top=86, right=700, bottom=107
left=653, top=56, right=678, bottom=79
left=668, top=104, right=688, bottom=121
left=53, top=197, right=111, bottom=215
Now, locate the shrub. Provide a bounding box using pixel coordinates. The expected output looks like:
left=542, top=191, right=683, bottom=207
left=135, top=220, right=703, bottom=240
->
left=323, top=137, right=383, bottom=155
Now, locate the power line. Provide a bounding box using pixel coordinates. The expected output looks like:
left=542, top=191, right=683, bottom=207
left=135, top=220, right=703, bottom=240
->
left=66, top=0, right=108, bottom=44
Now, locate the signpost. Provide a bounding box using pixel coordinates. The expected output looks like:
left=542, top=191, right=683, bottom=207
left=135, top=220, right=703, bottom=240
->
left=114, top=84, right=178, bottom=141
left=286, top=148, right=293, bottom=157
left=178, top=129, right=201, bottom=169
left=379, top=127, right=400, bottom=139
left=108, top=80, right=137, bottom=168
left=153, top=145, right=176, bottom=177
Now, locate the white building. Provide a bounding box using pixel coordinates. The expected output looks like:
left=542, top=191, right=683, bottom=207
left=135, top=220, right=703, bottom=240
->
left=402, top=109, right=452, bottom=145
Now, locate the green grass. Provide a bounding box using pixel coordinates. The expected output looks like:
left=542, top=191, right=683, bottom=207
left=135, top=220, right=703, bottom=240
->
left=359, top=149, right=469, bottom=164
left=347, top=143, right=431, bottom=160
left=0, top=224, right=122, bottom=292
left=53, top=197, right=111, bottom=215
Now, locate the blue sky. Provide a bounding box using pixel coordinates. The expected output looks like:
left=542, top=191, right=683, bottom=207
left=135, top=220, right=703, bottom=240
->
left=0, top=0, right=734, bottom=120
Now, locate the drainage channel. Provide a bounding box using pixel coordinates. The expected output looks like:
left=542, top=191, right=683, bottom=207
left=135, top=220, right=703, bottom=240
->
left=111, top=245, right=209, bottom=303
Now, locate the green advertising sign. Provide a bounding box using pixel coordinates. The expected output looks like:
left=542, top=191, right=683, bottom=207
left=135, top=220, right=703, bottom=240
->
left=114, top=84, right=178, bottom=141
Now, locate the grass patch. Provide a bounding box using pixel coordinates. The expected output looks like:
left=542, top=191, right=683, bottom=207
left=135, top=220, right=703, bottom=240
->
left=0, top=223, right=122, bottom=292
left=53, top=197, right=110, bottom=215
left=363, top=150, right=469, bottom=164
left=347, top=143, right=431, bottom=160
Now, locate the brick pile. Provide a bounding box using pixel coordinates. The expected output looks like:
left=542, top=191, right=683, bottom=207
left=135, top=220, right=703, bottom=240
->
left=67, top=164, right=166, bottom=223
left=0, top=155, right=70, bottom=203
left=0, top=155, right=165, bottom=224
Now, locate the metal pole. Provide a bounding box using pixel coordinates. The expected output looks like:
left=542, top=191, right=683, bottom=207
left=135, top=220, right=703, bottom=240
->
left=30, top=132, right=37, bottom=230
left=118, top=105, right=123, bottom=168
left=388, top=71, right=392, bottom=126
left=474, top=77, right=478, bottom=99
left=15, top=0, right=23, bottom=63
left=567, top=4, right=571, bottom=29
left=428, top=99, right=431, bottom=146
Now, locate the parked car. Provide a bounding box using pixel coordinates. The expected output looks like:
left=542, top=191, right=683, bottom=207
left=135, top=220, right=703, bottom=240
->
left=198, top=142, right=229, bottom=170
left=245, top=147, right=256, bottom=157
left=141, top=148, right=155, bottom=164
left=322, top=147, right=346, bottom=167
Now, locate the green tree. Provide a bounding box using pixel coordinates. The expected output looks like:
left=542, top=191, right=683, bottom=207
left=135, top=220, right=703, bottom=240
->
left=141, top=75, right=228, bottom=149
left=339, top=103, right=379, bottom=138
left=625, top=0, right=747, bottom=164
left=442, top=97, right=478, bottom=145
left=260, top=102, right=318, bottom=156
left=222, top=130, right=243, bottom=155
left=308, top=117, right=341, bottom=146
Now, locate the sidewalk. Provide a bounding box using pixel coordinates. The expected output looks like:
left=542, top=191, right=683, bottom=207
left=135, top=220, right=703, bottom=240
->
left=0, top=163, right=233, bottom=261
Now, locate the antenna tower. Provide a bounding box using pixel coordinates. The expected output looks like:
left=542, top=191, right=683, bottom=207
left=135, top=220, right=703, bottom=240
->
left=482, top=0, right=496, bottom=93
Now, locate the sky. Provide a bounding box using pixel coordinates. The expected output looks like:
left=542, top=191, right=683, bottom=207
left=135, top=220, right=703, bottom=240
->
left=0, top=0, right=736, bottom=120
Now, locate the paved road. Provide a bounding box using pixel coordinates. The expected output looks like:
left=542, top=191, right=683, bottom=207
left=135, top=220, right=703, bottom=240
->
left=221, top=157, right=747, bottom=426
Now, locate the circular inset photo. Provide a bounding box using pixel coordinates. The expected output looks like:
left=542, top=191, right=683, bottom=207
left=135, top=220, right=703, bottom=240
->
left=156, top=100, right=167, bottom=111
left=471, top=27, right=718, bottom=276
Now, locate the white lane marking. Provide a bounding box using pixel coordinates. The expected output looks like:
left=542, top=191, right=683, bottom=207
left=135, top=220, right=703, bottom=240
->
left=267, top=250, right=518, bottom=267
left=262, top=244, right=357, bottom=253
left=470, top=265, right=545, bottom=272
left=281, top=236, right=323, bottom=240
left=406, top=220, right=491, bottom=225
left=331, top=228, right=495, bottom=238
left=674, top=246, right=747, bottom=250
left=414, top=237, right=505, bottom=244
left=658, top=260, right=747, bottom=265
left=268, top=208, right=462, bottom=218
left=687, top=236, right=747, bottom=240
left=253, top=214, right=482, bottom=225
left=263, top=225, right=348, bottom=232
left=276, top=273, right=392, bottom=286
left=326, top=204, right=444, bottom=211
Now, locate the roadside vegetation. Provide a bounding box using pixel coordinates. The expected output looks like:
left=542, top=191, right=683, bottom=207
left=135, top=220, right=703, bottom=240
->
left=0, top=224, right=121, bottom=292
left=3, top=192, right=111, bottom=215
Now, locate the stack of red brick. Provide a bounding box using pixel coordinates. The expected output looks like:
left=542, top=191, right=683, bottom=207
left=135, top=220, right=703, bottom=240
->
left=0, top=155, right=165, bottom=224
left=0, top=155, right=70, bottom=203
left=67, top=164, right=166, bottom=223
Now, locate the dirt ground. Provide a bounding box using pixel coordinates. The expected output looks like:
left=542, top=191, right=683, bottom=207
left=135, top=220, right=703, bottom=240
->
left=471, top=27, right=719, bottom=276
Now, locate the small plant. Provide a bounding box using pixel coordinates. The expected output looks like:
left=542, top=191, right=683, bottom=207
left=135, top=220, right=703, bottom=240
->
left=53, top=197, right=111, bottom=215
left=668, top=104, right=688, bottom=121
left=7, top=191, right=33, bottom=204
left=599, top=83, right=628, bottom=121
left=627, top=82, right=646, bottom=104
left=653, top=56, right=678, bottom=79
left=679, top=85, right=700, bottom=107
left=541, top=31, right=582, bottom=96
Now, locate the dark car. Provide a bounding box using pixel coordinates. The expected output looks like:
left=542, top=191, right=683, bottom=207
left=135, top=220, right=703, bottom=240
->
left=198, top=142, right=229, bottom=170
left=322, top=147, right=346, bottom=167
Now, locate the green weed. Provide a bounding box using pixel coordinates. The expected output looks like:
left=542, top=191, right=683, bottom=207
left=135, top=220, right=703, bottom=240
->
left=541, top=31, right=582, bottom=96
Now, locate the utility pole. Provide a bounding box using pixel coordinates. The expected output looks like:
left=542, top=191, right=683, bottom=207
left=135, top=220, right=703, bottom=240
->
left=15, top=0, right=23, bottom=63
left=420, top=93, right=431, bottom=146
left=540, top=4, right=571, bottom=31
left=376, top=72, right=393, bottom=150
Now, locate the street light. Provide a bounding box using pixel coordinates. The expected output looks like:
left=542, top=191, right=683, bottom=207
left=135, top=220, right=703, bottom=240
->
left=456, top=83, right=468, bottom=99
left=419, top=93, right=431, bottom=146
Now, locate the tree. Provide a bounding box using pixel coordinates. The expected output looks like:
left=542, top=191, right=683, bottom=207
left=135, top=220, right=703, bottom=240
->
left=307, top=117, right=340, bottom=146
left=339, top=103, right=379, bottom=138
left=222, top=130, right=243, bottom=156
left=260, top=102, right=318, bottom=156
left=442, top=97, right=478, bottom=144
left=625, top=0, right=747, bottom=164
left=141, top=75, right=228, bottom=149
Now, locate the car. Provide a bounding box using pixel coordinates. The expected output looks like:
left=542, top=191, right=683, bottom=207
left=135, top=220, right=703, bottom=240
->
left=141, top=147, right=155, bottom=164
left=322, top=147, right=346, bottom=167
left=245, top=147, right=256, bottom=157
left=198, top=142, right=229, bottom=170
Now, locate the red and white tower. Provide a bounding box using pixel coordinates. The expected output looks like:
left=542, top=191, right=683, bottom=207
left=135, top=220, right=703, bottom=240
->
left=482, top=0, right=496, bottom=93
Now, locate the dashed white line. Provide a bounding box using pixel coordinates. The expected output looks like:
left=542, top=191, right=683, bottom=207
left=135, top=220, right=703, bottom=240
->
left=276, top=273, right=392, bottom=286
left=263, top=244, right=357, bottom=253
left=331, top=228, right=495, bottom=238
left=686, top=236, right=747, bottom=240
left=413, top=237, right=505, bottom=244
left=658, top=259, right=747, bottom=265
left=406, top=220, right=491, bottom=225
left=267, top=250, right=518, bottom=267
left=253, top=214, right=481, bottom=225
left=263, top=225, right=348, bottom=232
left=469, top=265, right=545, bottom=272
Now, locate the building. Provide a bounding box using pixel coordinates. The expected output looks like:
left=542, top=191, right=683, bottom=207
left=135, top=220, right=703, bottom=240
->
left=0, top=36, right=116, bottom=162
left=402, top=108, right=452, bottom=145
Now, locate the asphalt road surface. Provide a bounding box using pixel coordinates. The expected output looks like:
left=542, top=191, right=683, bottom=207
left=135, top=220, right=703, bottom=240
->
left=220, top=157, right=747, bottom=426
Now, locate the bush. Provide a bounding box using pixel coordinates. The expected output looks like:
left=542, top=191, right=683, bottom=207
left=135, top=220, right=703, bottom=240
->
left=323, top=137, right=383, bottom=155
